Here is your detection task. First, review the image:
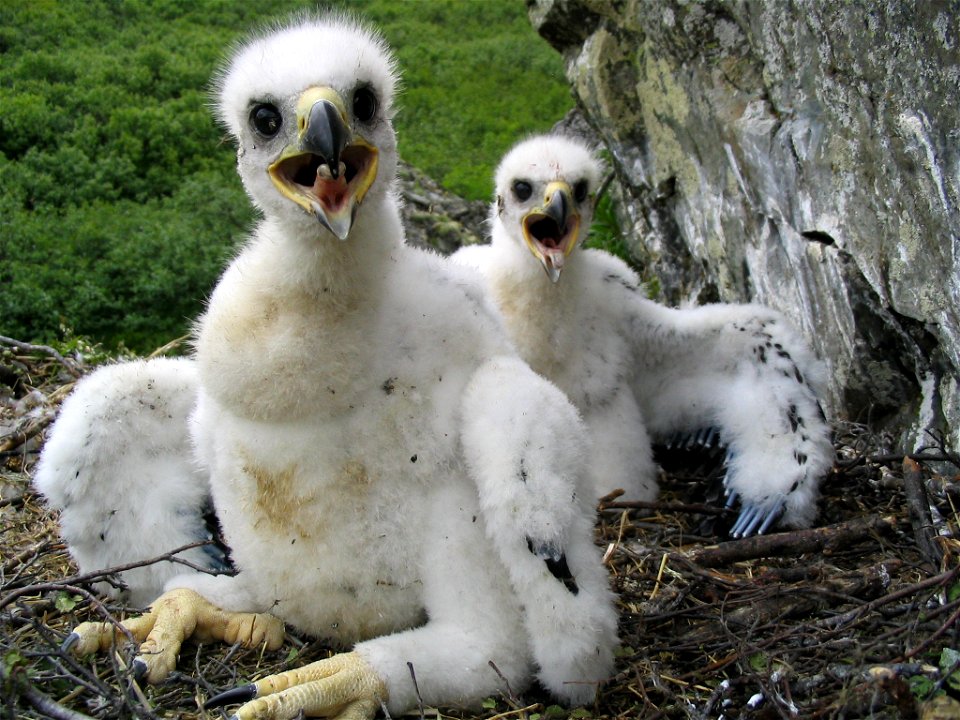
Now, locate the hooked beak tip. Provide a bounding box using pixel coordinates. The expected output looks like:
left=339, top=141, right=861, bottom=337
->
left=540, top=252, right=564, bottom=283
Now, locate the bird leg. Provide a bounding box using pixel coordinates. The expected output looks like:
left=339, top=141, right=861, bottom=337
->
left=204, top=651, right=387, bottom=720
left=65, top=587, right=285, bottom=683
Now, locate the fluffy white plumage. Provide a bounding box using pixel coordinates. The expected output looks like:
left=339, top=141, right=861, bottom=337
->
left=35, top=358, right=216, bottom=607
left=34, top=18, right=617, bottom=718
left=453, top=134, right=834, bottom=534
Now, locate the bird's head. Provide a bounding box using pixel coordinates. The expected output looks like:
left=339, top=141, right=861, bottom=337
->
left=215, top=14, right=399, bottom=240
left=493, top=135, right=603, bottom=283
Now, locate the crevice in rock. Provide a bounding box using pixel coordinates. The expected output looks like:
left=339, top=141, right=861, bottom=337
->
left=800, top=230, right=836, bottom=245
left=836, top=251, right=945, bottom=437
left=528, top=0, right=603, bottom=53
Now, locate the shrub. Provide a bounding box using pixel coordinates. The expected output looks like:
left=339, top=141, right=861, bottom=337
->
left=0, top=0, right=571, bottom=351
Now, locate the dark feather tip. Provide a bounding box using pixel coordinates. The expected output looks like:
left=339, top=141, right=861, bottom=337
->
left=204, top=684, right=258, bottom=709
left=60, top=632, right=79, bottom=653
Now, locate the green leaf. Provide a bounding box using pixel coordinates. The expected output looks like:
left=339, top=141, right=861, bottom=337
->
left=940, top=647, right=960, bottom=670
left=909, top=674, right=935, bottom=698
left=54, top=591, right=81, bottom=613
left=748, top=652, right=767, bottom=673
left=940, top=647, right=960, bottom=691
left=3, top=650, right=25, bottom=674
left=569, top=709, right=592, bottom=719
left=481, top=697, right=497, bottom=710
left=284, top=647, right=299, bottom=663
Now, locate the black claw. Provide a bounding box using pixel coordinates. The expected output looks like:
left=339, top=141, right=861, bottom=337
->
left=545, top=554, right=580, bottom=595
left=526, top=536, right=560, bottom=562
left=526, top=537, right=580, bottom=595
left=131, top=658, right=149, bottom=682
left=60, top=632, right=80, bottom=653
left=204, top=683, right=258, bottom=710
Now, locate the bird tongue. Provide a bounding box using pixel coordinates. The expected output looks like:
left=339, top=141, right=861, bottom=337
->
left=533, top=225, right=567, bottom=279
left=314, top=163, right=349, bottom=212
left=538, top=234, right=562, bottom=250
left=525, top=215, right=569, bottom=283
left=309, top=162, right=355, bottom=239
left=269, top=141, right=378, bottom=241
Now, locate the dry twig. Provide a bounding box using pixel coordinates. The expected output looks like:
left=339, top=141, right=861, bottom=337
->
left=0, top=335, right=82, bottom=378
left=682, top=514, right=898, bottom=567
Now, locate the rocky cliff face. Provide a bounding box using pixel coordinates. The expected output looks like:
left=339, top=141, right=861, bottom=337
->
left=398, top=161, right=488, bottom=254
left=531, top=0, right=960, bottom=449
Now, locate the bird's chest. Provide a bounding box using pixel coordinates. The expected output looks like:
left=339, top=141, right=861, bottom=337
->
left=198, top=296, right=376, bottom=422
left=211, top=379, right=447, bottom=533
left=206, top=398, right=441, bottom=639
left=199, top=294, right=466, bottom=554
left=494, top=279, right=626, bottom=409
left=539, top=328, right=626, bottom=410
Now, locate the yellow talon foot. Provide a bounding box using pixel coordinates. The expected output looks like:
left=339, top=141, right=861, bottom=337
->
left=65, top=587, right=286, bottom=684
left=67, top=611, right=158, bottom=657
left=206, top=651, right=386, bottom=720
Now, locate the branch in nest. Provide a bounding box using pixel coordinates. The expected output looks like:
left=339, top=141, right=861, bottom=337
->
left=902, top=601, right=960, bottom=662
left=0, top=334, right=82, bottom=378
left=406, top=662, right=424, bottom=720
left=0, top=413, right=56, bottom=454
left=599, top=489, right=727, bottom=516
left=1, top=661, right=96, bottom=720
left=817, top=565, right=960, bottom=632
left=0, top=539, right=228, bottom=610
left=1, top=544, right=46, bottom=574
left=718, top=561, right=900, bottom=629
left=681, top=515, right=898, bottom=568
left=837, top=448, right=960, bottom=473
left=902, top=457, right=943, bottom=568
left=488, top=659, right=524, bottom=710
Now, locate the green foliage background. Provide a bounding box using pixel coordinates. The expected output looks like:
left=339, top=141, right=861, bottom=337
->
left=0, top=0, right=572, bottom=351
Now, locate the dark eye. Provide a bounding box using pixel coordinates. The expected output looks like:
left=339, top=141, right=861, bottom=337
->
left=573, top=180, right=589, bottom=203
left=250, top=103, right=282, bottom=137
left=353, top=86, right=378, bottom=122
left=512, top=180, right=532, bottom=201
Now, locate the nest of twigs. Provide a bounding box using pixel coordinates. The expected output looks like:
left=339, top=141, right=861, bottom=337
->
left=2, top=335, right=959, bottom=720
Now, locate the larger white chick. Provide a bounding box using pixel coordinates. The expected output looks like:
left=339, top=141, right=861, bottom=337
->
left=35, top=18, right=617, bottom=720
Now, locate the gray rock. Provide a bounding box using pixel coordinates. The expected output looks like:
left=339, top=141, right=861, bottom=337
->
left=398, top=161, right=489, bottom=255
left=531, top=0, right=960, bottom=449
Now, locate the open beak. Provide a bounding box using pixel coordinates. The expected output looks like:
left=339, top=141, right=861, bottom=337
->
left=521, top=182, right=581, bottom=283
left=268, top=87, right=379, bottom=240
